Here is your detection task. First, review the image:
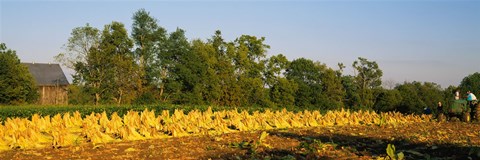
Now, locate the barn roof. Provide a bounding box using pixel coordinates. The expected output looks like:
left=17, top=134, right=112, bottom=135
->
left=22, top=63, right=69, bottom=86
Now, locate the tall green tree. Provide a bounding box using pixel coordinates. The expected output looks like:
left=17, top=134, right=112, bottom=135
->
left=101, top=22, right=136, bottom=104
left=459, top=72, right=480, bottom=96
left=373, top=88, right=402, bottom=112
left=270, top=78, right=298, bottom=107
left=286, top=58, right=344, bottom=109
left=352, top=57, right=383, bottom=108
left=264, top=54, right=289, bottom=88
left=322, top=66, right=346, bottom=108
left=395, top=82, right=424, bottom=114
left=131, top=9, right=168, bottom=93
left=233, top=35, right=271, bottom=106
left=341, top=75, right=361, bottom=109
left=191, top=36, right=222, bottom=105
left=76, top=45, right=109, bottom=105
left=186, top=39, right=218, bottom=104
left=54, top=23, right=100, bottom=71
left=264, top=54, right=297, bottom=107
left=286, top=58, right=322, bottom=108
left=0, top=43, right=38, bottom=104
left=233, top=35, right=269, bottom=77
left=55, top=24, right=100, bottom=104
left=76, top=22, right=136, bottom=105
left=395, top=81, right=444, bottom=114
left=159, top=28, right=191, bottom=102
left=207, top=31, right=239, bottom=106
left=419, top=82, right=444, bottom=111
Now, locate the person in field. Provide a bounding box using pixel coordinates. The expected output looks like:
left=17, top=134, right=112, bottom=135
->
left=466, top=91, right=477, bottom=119
left=455, top=90, right=460, bottom=100
left=437, top=101, right=443, bottom=114
left=436, top=101, right=446, bottom=121
left=424, top=107, right=432, bottom=115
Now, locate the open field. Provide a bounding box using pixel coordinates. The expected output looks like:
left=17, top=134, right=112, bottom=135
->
left=1, top=122, right=479, bottom=159
left=0, top=107, right=479, bottom=159
left=0, top=108, right=430, bottom=150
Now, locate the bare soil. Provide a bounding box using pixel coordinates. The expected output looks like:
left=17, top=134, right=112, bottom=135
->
left=1, top=122, right=480, bottom=160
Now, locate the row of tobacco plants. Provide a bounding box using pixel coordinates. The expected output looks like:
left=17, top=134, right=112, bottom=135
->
left=0, top=107, right=432, bottom=151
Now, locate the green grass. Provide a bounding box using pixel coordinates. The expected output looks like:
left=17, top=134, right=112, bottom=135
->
left=0, top=104, right=315, bottom=122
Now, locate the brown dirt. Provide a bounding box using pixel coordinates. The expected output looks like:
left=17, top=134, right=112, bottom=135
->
left=1, top=122, right=480, bottom=160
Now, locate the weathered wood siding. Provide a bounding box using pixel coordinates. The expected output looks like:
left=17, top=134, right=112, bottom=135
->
left=38, top=85, right=68, bottom=105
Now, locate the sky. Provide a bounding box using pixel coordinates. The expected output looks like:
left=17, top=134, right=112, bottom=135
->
left=1, top=0, right=479, bottom=88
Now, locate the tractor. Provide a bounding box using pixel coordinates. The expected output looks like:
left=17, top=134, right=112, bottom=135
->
left=474, top=100, right=480, bottom=121
left=438, top=99, right=472, bottom=122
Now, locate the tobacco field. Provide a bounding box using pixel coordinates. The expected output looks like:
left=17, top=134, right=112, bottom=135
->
left=0, top=107, right=479, bottom=159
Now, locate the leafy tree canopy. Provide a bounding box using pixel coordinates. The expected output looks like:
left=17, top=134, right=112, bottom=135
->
left=0, top=43, right=38, bottom=104
left=459, top=72, right=480, bottom=96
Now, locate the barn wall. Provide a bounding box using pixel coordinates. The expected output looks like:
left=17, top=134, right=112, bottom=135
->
left=38, top=85, right=68, bottom=105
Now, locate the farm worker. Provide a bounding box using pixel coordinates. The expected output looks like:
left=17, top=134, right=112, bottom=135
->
left=437, top=102, right=443, bottom=114
left=467, top=91, right=477, bottom=119
left=467, top=91, right=477, bottom=101
left=423, top=107, right=432, bottom=115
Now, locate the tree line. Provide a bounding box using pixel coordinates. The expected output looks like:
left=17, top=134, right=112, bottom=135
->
left=2, top=9, right=479, bottom=114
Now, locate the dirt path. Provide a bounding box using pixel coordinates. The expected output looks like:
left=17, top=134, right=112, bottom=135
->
left=1, top=122, right=480, bottom=159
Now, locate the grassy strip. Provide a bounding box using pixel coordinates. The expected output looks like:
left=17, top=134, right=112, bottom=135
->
left=0, top=104, right=310, bottom=122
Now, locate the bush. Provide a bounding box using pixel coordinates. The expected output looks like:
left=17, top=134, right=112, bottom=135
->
left=133, top=92, right=158, bottom=105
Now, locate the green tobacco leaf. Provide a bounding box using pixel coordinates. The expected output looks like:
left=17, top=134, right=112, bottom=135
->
left=387, top=144, right=395, bottom=158
left=397, top=152, right=404, bottom=160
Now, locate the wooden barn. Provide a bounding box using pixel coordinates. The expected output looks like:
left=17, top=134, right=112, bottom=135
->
left=22, top=63, right=69, bottom=105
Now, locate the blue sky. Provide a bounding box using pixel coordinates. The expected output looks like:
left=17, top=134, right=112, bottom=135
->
left=1, top=0, right=479, bottom=88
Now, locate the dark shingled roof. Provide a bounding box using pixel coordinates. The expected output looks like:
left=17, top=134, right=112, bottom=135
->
left=22, top=63, right=69, bottom=86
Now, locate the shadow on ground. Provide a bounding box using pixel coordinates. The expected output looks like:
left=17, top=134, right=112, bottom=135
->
left=205, top=128, right=480, bottom=160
